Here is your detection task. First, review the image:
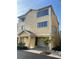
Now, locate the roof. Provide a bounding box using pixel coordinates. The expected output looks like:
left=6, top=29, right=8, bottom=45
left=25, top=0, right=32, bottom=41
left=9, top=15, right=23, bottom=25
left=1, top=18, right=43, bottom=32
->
left=18, top=9, right=35, bottom=20
left=18, top=5, right=53, bottom=19
left=18, top=30, right=36, bottom=37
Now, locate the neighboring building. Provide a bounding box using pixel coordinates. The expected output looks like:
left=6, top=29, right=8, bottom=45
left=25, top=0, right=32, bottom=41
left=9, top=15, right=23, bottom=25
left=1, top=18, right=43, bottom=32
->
left=17, top=5, right=60, bottom=50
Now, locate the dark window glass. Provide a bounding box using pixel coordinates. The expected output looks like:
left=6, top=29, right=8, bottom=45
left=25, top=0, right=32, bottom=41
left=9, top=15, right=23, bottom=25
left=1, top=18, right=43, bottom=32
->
left=19, top=17, right=25, bottom=22
left=37, top=21, right=48, bottom=28
left=37, top=9, right=48, bottom=17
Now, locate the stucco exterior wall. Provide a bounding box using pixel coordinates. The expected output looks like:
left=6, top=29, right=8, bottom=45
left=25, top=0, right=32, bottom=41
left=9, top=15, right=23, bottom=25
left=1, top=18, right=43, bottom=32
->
left=29, top=37, right=35, bottom=48
left=24, top=11, right=37, bottom=33
left=17, top=22, right=25, bottom=33
left=24, top=10, right=51, bottom=36
left=51, top=11, right=58, bottom=31
left=50, top=8, right=60, bottom=47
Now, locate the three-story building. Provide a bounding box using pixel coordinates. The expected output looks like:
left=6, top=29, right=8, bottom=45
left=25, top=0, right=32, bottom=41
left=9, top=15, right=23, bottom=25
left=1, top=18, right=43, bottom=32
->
left=17, top=5, right=60, bottom=50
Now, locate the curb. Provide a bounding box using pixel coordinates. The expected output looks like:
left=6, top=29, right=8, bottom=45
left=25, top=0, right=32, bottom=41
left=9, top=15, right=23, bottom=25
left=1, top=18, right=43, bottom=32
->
left=24, top=50, right=61, bottom=59
left=24, top=50, right=42, bottom=54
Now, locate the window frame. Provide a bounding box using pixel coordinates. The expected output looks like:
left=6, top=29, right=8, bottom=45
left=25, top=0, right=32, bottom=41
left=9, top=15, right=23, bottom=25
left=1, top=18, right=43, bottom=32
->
left=37, top=21, right=48, bottom=28
left=37, top=9, right=49, bottom=17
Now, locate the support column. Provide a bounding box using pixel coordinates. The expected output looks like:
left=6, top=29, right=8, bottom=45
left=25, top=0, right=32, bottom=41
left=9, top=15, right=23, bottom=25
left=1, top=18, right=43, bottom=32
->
left=49, top=6, right=52, bottom=35
left=48, top=36, right=52, bottom=50
left=28, top=36, right=31, bottom=48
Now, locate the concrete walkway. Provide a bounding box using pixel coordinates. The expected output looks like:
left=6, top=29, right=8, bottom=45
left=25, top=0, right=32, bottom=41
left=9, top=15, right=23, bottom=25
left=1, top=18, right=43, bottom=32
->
left=24, top=50, right=61, bottom=59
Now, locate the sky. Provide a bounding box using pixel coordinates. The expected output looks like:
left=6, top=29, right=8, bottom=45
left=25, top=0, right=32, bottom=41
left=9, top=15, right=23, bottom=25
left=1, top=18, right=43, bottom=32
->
left=17, top=0, right=61, bottom=30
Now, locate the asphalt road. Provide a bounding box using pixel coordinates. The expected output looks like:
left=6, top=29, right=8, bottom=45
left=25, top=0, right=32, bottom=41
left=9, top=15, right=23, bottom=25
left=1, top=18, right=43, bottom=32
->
left=17, top=50, right=59, bottom=59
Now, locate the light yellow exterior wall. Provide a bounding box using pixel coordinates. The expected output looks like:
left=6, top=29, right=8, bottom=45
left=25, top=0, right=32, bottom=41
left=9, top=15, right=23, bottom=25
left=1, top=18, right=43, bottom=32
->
left=51, top=11, right=58, bottom=31
left=29, top=37, right=35, bottom=48
left=24, top=11, right=37, bottom=34
left=51, top=9, right=60, bottom=47
left=24, top=10, right=51, bottom=36
left=17, top=22, right=24, bottom=33
left=36, top=16, right=50, bottom=35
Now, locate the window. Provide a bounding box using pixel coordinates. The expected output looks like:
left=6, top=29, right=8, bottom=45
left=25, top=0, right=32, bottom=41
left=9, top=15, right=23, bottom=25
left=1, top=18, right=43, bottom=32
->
left=21, top=18, right=24, bottom=22
left=37, top=21, right=48, bottom=28
left=37, top=9, right=48, bottom=17
left=19, top=17, right=25, bottom=22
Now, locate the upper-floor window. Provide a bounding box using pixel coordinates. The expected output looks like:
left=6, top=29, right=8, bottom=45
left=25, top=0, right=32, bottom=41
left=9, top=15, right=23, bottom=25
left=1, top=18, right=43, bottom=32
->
left=21, top=18, right=25, bottom=22
left=18, top=17, right=25, bottom=22
left=37, top=21, right=48, bottom=28
left=37, top=9, right=48, bottom=17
